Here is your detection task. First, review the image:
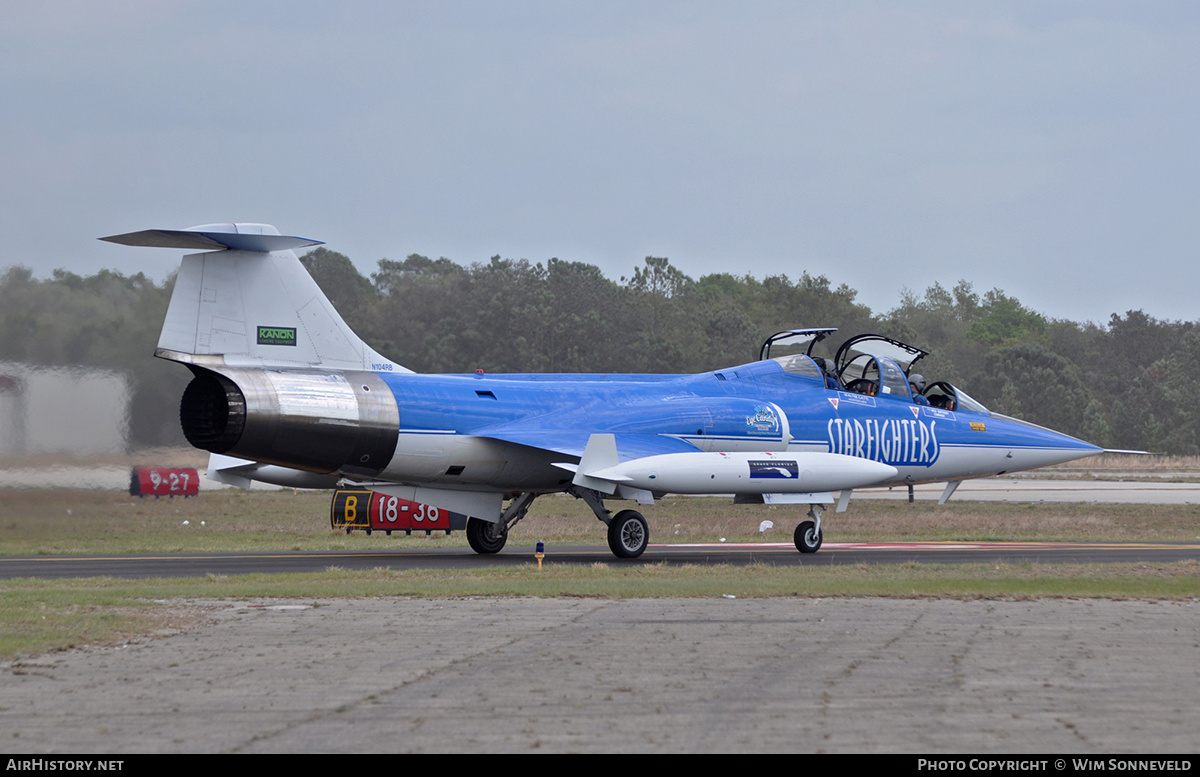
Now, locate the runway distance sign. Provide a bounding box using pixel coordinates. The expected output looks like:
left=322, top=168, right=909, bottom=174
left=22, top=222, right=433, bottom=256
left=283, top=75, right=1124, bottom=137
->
left=330, top=489, right=468, bottom=535
left=130, top=467, right=199, bottom=497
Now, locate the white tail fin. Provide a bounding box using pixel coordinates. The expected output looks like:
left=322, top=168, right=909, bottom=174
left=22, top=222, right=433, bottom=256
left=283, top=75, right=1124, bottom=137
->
left=102, top=223, right=409, bottom=372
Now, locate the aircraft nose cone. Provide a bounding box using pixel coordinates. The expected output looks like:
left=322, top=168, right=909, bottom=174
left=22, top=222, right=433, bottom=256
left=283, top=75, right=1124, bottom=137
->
left=989, top=413, right=1104, bottom=470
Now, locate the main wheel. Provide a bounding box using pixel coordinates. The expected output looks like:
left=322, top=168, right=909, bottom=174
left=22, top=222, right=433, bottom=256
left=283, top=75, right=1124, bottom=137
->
left=466, top=517, right=507, bottom=554
left=608, top=510, right=649, bottom=559
left=794, top=520, right=823, bottom=553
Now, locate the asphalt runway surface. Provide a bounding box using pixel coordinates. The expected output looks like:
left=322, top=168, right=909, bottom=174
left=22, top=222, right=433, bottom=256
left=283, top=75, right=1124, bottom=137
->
left=5, top=540, right=1200, bottom=579
left=5, top=597, right=1199, bottom=753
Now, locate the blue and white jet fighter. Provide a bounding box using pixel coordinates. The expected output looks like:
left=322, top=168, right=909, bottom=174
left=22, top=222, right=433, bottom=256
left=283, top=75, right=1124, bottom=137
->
left=102, top=223, right=1102, bottom=559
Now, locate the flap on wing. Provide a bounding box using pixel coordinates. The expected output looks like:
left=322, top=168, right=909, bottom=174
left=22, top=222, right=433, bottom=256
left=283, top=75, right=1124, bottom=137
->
left=363, top=484, right=502, bottom=520
left=478, top=429, right=701, bottom=461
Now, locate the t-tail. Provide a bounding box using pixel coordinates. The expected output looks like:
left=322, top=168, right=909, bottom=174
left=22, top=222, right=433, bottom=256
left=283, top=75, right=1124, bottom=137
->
left=100, top=223, right=407, bottom=481
left=101, top=223, right=407, bottom=373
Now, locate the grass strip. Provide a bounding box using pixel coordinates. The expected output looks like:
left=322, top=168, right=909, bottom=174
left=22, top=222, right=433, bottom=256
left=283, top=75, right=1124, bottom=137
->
left=3, top=560, right=1198, bottom=659
left=5, top=490, right=1200, bottom=556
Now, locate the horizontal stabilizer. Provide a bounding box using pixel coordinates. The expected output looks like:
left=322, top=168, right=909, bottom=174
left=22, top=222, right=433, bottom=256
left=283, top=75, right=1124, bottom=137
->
left=362, top=484, right=502, bottom=521
left=100, top=224, right=322, bottom=253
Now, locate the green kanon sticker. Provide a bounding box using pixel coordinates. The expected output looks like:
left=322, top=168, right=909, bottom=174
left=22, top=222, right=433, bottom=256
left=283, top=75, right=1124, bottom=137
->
left=257, top=326, right=297, bottom=346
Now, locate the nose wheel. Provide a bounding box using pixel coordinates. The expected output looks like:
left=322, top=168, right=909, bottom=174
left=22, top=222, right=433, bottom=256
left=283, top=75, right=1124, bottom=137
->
left=794, top=521, right=822, bottom=553
left=794, top=505, right=824, bottom=553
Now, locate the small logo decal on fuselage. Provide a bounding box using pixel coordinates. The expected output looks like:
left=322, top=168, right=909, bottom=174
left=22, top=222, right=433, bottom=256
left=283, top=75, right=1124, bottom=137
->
left=257, top=326, right=297, bottom=346
left=746, top=405, right=781, bottom=435
left=749, top=460, right=798, bottom=479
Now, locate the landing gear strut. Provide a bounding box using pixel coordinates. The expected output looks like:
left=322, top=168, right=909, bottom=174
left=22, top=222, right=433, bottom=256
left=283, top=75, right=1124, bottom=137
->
left=794, top=505, right=824, bottom=553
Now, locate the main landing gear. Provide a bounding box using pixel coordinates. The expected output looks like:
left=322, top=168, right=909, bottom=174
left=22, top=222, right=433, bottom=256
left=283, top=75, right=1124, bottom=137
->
left=608, top=510, right=650, bottom=559
left=570, top=486, right=650, bottom=559
left=466, top=517, right=508, bottom=554
left=794, top=505, right=824, bottom=554
left=465, top=492, right=539, bottom=555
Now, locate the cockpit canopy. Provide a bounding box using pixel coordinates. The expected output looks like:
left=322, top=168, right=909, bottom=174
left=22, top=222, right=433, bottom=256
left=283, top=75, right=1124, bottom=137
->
left=758, top=329, right=837, bottom=361
left=834, top=334, right=928, bottom=376
left=760, top=329, right=839, bottom=385
left=757, top=329, right=991, bottom=413
left=832, top=334, right=926, bottom=399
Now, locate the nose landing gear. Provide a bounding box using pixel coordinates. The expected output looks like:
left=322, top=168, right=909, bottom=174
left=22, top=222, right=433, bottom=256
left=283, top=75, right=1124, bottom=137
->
left=794, top=505, right=824, bottom=553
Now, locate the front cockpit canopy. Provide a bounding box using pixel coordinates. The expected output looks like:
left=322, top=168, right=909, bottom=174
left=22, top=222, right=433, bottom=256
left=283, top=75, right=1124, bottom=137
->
left=839, top=353, right=913, bottom=398
left=924, top=381, right=990, bottom=413
left=834, top=334, right=928, bottom=376
left=834, top=334, right=927, bottom=398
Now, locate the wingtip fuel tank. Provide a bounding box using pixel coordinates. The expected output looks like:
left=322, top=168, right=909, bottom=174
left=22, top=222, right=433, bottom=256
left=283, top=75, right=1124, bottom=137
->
left=586, top=451, right=898, bottom=495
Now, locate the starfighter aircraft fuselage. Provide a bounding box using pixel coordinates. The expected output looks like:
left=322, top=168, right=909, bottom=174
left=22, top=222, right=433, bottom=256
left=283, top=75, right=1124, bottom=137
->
left=102, top=223, right=1101, bottom=558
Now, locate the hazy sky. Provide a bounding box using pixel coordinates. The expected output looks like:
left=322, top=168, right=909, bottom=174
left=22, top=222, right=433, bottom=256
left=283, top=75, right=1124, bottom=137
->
left=3, top=1, right=1198, bottom=324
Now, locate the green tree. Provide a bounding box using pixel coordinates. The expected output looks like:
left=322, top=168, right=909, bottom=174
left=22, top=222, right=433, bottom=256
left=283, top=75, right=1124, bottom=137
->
left=972, top=343, right=1094, bottom=438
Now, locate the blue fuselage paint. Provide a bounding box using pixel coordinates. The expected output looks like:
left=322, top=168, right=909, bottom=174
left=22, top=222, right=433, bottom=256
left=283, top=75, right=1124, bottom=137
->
left=376, top=358, right=1099, bottom=486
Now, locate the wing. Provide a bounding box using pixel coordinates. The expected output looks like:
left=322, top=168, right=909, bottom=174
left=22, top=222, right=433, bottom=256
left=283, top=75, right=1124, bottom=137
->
left=477, top=428, right=703, bottom=461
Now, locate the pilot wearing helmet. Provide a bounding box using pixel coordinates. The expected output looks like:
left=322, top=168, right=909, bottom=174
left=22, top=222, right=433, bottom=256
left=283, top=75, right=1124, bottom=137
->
left=909, top=373, right=930, bottom=406
left=812, top=357, right=842, bottom=390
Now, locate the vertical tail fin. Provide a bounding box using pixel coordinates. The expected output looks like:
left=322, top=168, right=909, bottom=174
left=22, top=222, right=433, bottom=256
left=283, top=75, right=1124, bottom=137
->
left=101, top=223, right=409, bottom=372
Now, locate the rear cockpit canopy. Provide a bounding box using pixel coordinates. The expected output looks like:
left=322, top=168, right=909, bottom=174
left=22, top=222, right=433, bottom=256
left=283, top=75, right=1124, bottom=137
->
left=760, top=329, right=839, bottom=385
left=759, top=328, right=838, bottom=361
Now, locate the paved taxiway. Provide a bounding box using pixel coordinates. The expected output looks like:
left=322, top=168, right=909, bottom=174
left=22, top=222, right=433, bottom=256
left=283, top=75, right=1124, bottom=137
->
left=4, top=540, right=1200, bottom=579
left=862, top=478, right=1200, bottom=505
left=4, top=597, right=1198, bottom=753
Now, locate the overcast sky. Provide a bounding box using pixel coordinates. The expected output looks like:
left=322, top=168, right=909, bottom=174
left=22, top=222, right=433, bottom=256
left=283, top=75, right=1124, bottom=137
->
left=3, top=1, right=1197, bottom=324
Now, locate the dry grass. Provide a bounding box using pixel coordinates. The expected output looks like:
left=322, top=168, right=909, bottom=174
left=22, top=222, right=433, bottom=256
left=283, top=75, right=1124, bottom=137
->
left=5, top=487, right=1198, bottom=557
left=7, top=479, right=1200, bottom=558
left=1042, top=453, right=1200, bottom=477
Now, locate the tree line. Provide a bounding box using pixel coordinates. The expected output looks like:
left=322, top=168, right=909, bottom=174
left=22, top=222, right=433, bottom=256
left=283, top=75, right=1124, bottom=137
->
left=1, top=250, right=1194, bottom=453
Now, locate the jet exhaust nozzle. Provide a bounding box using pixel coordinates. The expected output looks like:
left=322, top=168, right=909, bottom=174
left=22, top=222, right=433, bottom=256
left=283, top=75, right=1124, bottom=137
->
left=179, top=367, right=400, bottom=476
